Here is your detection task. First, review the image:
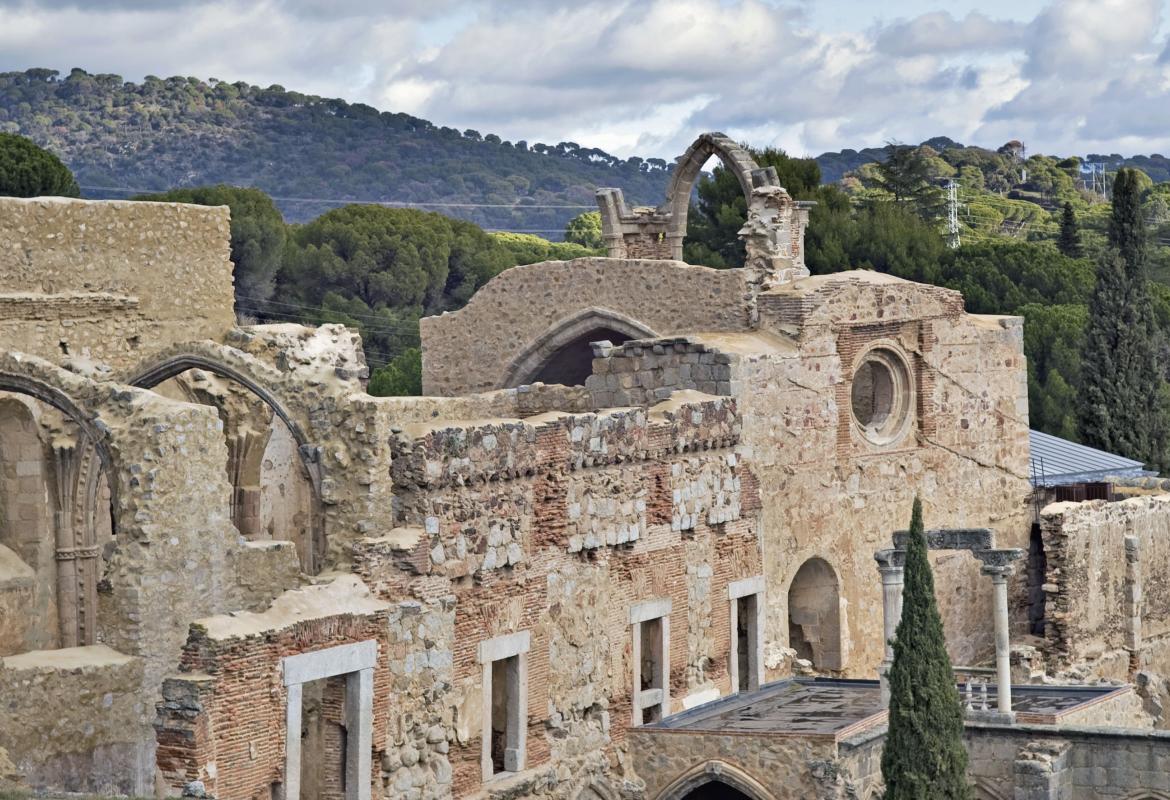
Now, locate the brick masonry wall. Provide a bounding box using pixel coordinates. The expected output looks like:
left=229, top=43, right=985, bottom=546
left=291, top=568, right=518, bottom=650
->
left=155, top=580, right=393, bottom=799
left=355, top=392, right=764, bottom=798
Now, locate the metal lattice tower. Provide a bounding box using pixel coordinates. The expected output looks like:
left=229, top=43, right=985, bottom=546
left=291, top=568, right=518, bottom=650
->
left=946, top=179, right=961, bottom=249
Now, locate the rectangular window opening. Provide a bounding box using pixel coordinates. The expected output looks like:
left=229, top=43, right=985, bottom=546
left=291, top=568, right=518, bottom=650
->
left=737, top=594, right=758, bottom=693
left=637, top=615, right=665, bottom=724
left=299, top=675, right=348, bottom=800
left=489, top=653, right=521, bottom=776
left=640, top=617, right=663, bottom=692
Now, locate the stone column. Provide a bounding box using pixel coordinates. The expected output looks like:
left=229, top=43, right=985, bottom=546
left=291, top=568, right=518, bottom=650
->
left=984, top=564, right=1014, bottom=715
left=875, top=549, right=905, bottom=706
left=50, top=440, right=81, bottom=648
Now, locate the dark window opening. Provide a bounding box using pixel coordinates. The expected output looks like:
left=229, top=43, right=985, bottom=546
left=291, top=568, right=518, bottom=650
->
left=639, top=616, right=664, bottom=723
left=490, top=654, right=520, bottom=775
left=1028, top=523, right=1047, bottom=637
left=737, top=594, right=757, bottom=692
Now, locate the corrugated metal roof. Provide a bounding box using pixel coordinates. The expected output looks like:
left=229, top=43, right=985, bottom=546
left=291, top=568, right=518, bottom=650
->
left=1029, top=429, right=1150, bottom=487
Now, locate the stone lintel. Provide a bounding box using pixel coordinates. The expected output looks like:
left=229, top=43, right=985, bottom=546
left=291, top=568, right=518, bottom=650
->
left=477, top=630, right=531, bottom=664
left=630, top=597, right=672, bottom=625
left=282, top=639, right=377, bottom=686
left=728, top=575, right=764, bottom=600
left=892, top=527, right=994, bottom=552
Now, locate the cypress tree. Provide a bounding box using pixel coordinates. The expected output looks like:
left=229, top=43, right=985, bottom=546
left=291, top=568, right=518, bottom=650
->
left=1078, top=168, right=1167, bottom=468
left=880, top=498, right=970, bottom=800
left=1057, top=201, right=1082, bottom=258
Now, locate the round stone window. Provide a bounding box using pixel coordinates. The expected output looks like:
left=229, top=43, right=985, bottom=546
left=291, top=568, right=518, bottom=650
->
left=850, top=348, right=912, bottom=445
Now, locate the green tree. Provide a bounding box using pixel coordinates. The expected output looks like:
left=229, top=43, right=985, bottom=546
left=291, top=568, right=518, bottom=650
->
left=866, top=143, right=946, bottom=221
left=881, top=497, right=970, bottom=800
left=0, top=132, right=79, bottom=197
left=1058, top=202, right=1083, bottom=258
left=278, top=205, right=514, bottom=360
left=684, top=146, right=821, bottom=267
left=1078, top=168, right=1168, bottom=467
left=492, top=232, right=596, bottom=265
left=135, top=185, right=287, bottom=316
left=1020, top=303, right=1087, bottom=441
left=564, top=211, right=603, bottom=249
left=368, top=348, right=422, bottom=396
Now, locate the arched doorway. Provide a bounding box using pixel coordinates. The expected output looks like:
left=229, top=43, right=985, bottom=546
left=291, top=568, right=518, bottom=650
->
left=130, top=355, right=322, bottom=574
left=679, top=782, right=756, bottom=800
left=503, top=308, right=657, bottom=388
left=787, top=557, right=843, bottom=671
left=0, top=376, right=117, bottom=655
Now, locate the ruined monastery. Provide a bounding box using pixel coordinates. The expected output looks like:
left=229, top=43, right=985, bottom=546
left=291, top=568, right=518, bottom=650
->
left=5, top=133, right=1170, bottom=800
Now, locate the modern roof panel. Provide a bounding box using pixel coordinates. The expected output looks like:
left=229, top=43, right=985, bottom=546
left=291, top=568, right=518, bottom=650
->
left=1029, top=429, right=1150, bottom=487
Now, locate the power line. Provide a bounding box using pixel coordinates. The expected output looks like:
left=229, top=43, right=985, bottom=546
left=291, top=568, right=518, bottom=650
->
left=79, top=185, right=595, bottom=210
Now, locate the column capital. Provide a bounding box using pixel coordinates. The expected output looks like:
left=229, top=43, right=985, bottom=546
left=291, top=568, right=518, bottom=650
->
left=980, top=564, right=1014, bottom=580
left=875, top=548, right=906, bottom=570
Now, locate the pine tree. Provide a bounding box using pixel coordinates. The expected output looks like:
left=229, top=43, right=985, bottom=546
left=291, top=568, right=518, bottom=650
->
left=1057, top=201, right=1082, bottom=258
left=880, top=498, right=970, bottom=800
left=1078, top=168, right=1167, bottom=468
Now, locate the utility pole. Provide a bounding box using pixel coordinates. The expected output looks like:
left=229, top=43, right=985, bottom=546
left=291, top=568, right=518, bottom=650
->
left=946, top=179, right=960, bottom=249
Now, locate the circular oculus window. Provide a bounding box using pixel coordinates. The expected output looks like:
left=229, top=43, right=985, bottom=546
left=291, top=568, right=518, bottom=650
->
left=850, top=348, right=912, bottom=445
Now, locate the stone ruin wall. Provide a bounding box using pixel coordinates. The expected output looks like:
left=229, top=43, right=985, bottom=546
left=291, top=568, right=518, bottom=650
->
left=965, top=724, right=1170, bottom=800
left=0, top=197, right=236, bottom=372
left=155, top=578, right=394, bottom=800
left=0, top=352, right=303, bottom=795
left=1038, top=495, right=1170, bottom=687
left=573, top=271, right=1033, bottom=675
left=357, top=394, right=763, bottom=798
left=419, top=258, right=755, bottom=396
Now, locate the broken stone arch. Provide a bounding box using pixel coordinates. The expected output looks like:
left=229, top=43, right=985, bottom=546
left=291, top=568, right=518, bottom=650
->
left=126, top=345, right=327, bottom=572
left=502, top=307, right=658, bottom=388
left=653, top=760, right=776, bottom=800
left=663, top=133, right=768, bottom=258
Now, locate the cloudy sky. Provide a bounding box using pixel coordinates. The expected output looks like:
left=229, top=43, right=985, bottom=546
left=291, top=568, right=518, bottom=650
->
left=1, top=0, right=1168, bottom=159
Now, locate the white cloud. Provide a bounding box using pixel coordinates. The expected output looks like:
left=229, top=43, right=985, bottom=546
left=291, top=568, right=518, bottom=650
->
left=2, top=0, right=1170, bottom=160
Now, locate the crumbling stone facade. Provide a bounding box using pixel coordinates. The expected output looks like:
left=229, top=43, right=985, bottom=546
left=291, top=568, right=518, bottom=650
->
left=3, top=135, right=1170, bottom=800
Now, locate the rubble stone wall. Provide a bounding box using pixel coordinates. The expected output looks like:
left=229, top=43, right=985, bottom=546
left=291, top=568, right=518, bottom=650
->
left=353, top=393, right=764, bottom=798
left=1039, top=495, right=1170, bottom=677
left=420, top=258, right=754, bottom=395
left=0, top=646, right=150, bottom=796
left=966, top=723, right=1170, bottom=800
left=0, top=198, right=235, bottom=371
left=627, top=729, right=845, bottom=800
left=743, top=280, right=1031, bottom=675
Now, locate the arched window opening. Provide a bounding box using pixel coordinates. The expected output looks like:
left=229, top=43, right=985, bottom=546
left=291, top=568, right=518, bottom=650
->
left=530, top=327, right=634, bottom=387
left=0, top=392, right=114, bottom=655
left=152, top=369, right=319, bottom=573
left=787, top=557, right=843, bottom=672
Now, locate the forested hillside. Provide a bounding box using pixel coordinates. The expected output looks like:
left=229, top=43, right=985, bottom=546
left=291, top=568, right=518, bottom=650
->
left=0, top=68, right=669, bottom=228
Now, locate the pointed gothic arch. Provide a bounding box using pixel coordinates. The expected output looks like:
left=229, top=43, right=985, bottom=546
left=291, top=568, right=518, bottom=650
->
left=127, top=346, right=324, bottom=573
left=502, top=307, right=658, bottom=388
left=654, top=760, right=776, bottom=800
